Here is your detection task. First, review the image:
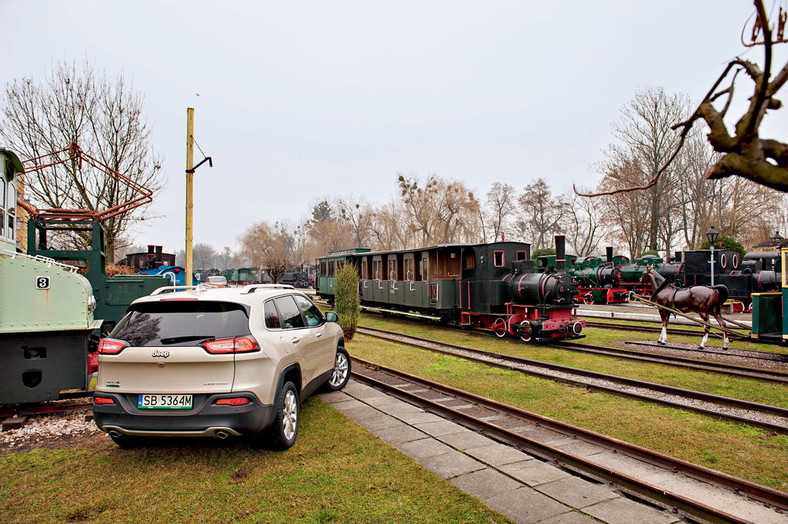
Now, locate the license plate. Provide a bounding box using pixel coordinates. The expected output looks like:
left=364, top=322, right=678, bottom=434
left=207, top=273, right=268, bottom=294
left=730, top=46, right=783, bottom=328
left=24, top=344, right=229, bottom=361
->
left=137, top=394, right=193, bottom=410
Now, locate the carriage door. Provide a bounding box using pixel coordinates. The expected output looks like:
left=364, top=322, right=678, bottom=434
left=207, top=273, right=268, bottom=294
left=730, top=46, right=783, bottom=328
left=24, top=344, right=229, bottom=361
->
left=461, top=248, right=477, bottom=313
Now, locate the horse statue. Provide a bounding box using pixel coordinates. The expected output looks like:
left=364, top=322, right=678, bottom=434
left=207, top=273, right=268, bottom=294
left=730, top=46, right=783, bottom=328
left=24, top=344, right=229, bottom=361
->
left=641, top=267, right=730, bottom=349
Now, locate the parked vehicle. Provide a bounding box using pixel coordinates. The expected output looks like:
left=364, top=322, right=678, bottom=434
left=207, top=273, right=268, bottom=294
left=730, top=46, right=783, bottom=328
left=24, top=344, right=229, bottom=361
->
left=93, top=284, right=350, bottom=449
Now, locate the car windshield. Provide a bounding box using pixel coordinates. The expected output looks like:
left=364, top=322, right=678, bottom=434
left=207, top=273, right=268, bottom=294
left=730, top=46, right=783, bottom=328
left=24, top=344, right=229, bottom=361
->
left=111, top=301, right=250, bottom=347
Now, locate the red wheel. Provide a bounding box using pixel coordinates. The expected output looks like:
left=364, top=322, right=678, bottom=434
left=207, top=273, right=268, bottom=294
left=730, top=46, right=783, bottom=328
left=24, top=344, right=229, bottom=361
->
left=583, top=295, right=594, bottom=305
left=492, top=318, right=507, bottom=338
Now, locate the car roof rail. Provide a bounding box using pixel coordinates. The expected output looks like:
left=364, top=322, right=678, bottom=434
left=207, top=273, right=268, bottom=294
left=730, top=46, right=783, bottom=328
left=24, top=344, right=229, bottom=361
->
left=241, top=284, right=295, bottom=295
left=150, top=285, right=202, bottom=295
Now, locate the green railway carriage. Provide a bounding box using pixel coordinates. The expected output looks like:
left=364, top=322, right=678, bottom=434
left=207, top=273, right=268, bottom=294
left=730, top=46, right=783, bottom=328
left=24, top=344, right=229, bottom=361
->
left=0, top=149, right=100, bottom=404
left=750, top=247, right=788, bottom=345
left=316, top=248, right=370, bottom=302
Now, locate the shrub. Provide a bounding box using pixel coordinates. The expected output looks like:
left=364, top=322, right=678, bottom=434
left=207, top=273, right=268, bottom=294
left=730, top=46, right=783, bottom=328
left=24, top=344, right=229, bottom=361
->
left=531, top=248, right=556, bottom=258
left=700, top=235, right=746, bottom=258
left=335, top=264, right=360, bottom=342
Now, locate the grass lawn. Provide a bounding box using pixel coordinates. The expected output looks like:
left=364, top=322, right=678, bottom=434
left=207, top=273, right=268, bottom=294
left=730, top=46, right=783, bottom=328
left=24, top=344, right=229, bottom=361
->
left=0, top=400, right=511, bottom=524
left=347, top=332, right=788, bottom=491
left=358, top=315, right=788, bottom=409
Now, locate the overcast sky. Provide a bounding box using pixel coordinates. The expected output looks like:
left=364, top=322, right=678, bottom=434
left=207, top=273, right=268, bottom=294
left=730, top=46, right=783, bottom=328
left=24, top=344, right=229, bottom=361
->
left=3, top=1, right=786, bottom=256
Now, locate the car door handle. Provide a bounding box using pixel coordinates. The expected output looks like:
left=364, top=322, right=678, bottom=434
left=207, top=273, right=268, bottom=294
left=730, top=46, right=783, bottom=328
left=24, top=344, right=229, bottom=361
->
left=291, top=336, right=302, bottom=344
left=315, top=332, right=322, bottom=338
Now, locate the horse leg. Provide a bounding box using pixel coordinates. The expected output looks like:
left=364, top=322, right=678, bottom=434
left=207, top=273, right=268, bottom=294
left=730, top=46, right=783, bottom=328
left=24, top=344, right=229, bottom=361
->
left=699, top=312, right=709, bottom=349
left=658, top=311, right=668, bottom=345
left=713, top=312, right=729, bottom=350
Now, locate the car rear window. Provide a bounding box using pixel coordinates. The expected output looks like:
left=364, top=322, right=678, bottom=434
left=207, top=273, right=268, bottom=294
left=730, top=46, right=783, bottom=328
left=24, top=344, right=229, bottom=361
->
left=111, top=301, right=251, bottom=347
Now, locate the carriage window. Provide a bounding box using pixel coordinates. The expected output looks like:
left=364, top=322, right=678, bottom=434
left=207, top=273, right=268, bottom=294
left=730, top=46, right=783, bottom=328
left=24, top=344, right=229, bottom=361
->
left=4, top=178, right=14, bottom=242
left=421, top=257, right=429, bottom=281
left=320, top=262, right=327, bottom=276
left=0, top=177, right=5, bottom=239
left=388, top=259, right=396, bottom=281
left=373, top=259, right=382, bottom=280
left=493, top=251, right=504, bottom=267
left=361, top=258, right=369, bottom=279
left=464, top=253, right=476, bottom=269
left=516, top=250, right=527, bottom=261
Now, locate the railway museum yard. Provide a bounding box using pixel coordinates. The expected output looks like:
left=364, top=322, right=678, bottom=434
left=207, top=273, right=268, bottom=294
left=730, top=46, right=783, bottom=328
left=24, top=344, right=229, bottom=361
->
left=2, top=301, right=787, bottom=524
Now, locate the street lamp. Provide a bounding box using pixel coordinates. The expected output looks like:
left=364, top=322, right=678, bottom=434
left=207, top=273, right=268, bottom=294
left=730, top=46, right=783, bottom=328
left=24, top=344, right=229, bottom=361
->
left=771, top=231, right=784, bottom=243
left=707, top=226, right=718, bottom=286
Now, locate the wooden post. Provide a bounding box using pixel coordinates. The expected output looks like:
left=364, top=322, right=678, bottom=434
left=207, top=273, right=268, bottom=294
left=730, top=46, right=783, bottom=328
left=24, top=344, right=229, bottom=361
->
left=185, top=108, right=194, bottom=286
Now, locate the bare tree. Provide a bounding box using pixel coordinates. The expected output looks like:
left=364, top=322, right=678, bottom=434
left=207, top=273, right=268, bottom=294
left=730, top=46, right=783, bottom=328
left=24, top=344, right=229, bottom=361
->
left=336, top=196, right=373, bottom=248
left=578, top=1, right=787, bottom=196
left=480, top=182, right=517, bottom=242
left=238, top=220, right=293, bottom=282
left=192, top=243, right=217, bottom=271
left=516, top=178, right=566, bottom=250
left=0, top=60, right=163, bottom=261
left=563, top=186, right=605, bottom=256
left=595, top=89, right=689, bottom=254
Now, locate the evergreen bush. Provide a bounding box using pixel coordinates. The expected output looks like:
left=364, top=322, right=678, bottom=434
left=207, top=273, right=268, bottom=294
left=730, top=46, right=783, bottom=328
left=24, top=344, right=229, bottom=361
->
left=334, top=264, right=360, bottom=342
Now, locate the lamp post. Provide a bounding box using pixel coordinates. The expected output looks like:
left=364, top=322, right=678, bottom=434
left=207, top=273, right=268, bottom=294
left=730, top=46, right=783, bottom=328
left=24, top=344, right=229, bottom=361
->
left=707, top=226, right=718, bottom=286
left=772, top=231, right=784, bottom=243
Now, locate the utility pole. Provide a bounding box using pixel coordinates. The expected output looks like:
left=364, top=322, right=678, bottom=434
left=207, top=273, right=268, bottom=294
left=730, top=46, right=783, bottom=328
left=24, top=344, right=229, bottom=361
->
left=185, top=108, right=194, bottom=286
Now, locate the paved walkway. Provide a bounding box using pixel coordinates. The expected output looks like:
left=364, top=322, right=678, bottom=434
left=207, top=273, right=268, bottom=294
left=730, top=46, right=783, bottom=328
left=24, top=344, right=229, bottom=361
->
left=319, top=380, right=682, bottom=524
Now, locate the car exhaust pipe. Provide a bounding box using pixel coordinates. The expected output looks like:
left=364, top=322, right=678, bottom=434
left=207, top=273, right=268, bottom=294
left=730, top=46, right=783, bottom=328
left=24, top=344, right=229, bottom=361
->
left=108, top=430, right=122, bottom=439
left=215, top=430, right=230, bottom=440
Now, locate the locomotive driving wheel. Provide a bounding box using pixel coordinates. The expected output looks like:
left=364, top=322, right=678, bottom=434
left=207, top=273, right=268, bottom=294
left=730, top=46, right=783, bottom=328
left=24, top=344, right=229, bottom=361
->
left=518, top=321, right=533, bottom=342
left=492, top=318, right=508, bottom=338
left=583, top=295, right=594, bottom=305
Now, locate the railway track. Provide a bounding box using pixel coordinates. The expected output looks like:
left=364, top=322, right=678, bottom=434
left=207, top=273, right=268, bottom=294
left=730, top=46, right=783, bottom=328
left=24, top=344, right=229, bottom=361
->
left=351, top=357, right=788, bottom=523
left=584, top=320, right=747, bottom=338
left=356, top=326, right=788, bottom=434
left=0, top=392, right=93, bottom=420
left=554, top=340, right=788, bottom=381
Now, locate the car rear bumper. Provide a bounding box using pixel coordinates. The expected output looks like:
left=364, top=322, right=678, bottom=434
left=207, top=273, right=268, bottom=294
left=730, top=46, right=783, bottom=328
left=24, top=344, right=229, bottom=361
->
left=92, top=391, right=275, bottom=438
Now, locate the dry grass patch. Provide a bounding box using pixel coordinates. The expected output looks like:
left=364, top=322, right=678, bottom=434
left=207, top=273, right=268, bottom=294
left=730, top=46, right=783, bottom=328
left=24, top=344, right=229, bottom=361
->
left=0, top=400, right=511, bottom=524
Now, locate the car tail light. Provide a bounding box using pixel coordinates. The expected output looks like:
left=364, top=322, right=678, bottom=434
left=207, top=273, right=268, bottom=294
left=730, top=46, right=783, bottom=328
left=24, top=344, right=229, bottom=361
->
left=93, top=396, right=115, bottom=405
left=98, top=338, right=128, bottom=355
left=215, top=397, right=251, bottom=406
left=201, top=336, right=259, bottom=354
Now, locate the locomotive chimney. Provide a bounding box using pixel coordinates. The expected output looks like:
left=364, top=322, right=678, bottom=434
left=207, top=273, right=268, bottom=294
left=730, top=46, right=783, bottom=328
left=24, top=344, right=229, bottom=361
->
left=555, top=235, right=566, bottom=271
left=606, top=246, right=613, bottom=264
left=147, top=245, right=155, bottom=254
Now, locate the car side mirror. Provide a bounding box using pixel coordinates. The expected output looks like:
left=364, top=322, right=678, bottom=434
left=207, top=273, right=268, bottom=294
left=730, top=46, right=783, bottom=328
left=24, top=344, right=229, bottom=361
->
left=325, top=311, right=338, bottom=322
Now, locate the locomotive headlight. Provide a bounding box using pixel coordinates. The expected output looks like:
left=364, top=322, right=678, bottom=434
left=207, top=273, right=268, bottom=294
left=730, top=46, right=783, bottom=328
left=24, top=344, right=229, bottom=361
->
left=88, top=295, right=97, bottom=312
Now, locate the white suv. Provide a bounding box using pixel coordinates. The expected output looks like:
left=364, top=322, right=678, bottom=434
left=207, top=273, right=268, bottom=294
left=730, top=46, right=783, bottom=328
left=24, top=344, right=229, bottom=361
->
left=92, top=284, right=350, bottom=449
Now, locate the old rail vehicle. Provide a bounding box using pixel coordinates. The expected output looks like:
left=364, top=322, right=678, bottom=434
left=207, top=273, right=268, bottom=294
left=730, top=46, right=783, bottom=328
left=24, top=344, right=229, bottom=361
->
left=317, top=235, right=585, bottom=342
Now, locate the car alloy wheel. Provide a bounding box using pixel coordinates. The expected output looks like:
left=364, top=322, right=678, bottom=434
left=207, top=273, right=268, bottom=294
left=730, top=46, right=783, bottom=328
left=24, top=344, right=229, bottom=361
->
left=329, top=350, right=349, bottom=388
left=282, top=388, right=298, bottom=442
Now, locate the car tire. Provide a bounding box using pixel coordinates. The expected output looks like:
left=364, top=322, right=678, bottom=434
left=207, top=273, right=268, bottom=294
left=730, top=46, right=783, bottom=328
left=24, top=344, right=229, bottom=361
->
left=323, top=346, right=351, bottom=392
left=266, top=381, right=299, bottom=450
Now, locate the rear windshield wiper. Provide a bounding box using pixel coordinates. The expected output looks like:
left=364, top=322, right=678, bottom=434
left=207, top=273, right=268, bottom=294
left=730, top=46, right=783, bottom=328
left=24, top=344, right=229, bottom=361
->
left=159, top=335, right=216, bottom=345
